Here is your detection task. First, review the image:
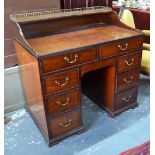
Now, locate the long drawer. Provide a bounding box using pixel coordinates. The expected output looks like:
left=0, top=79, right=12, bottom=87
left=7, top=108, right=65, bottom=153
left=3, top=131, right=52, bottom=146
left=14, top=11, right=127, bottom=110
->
left=46, top=89, right=80, bottom=116
left=43, top=69, right=79, bottom=95
left=115, top=87, right=138, bottom=111
left=41, top=47, right=97, bottom=74
left=117, top=69, right=140, bottom=92
left=100, top=37, right=143, bottom=59
left=48, top=108, right=82, bottom=138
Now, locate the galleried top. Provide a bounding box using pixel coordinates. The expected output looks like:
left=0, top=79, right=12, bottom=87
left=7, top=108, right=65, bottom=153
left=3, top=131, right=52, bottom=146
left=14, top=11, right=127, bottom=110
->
left=10, top=6, right=142, bottom=57
left=10, top=6, right=112, bottom=23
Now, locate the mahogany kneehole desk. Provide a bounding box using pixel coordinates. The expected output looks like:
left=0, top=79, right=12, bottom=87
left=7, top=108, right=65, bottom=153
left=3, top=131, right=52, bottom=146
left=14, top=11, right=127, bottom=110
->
left=10, top=7, right=143, bottom=146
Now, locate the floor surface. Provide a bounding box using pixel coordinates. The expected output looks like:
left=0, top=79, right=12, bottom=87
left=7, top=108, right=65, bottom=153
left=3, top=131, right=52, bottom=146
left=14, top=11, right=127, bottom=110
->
left=4, top=75, right=150, bottom=155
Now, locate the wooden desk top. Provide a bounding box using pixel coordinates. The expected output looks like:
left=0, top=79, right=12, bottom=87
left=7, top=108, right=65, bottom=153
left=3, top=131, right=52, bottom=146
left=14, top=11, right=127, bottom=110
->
left=27, top=25, right=141, bottom=56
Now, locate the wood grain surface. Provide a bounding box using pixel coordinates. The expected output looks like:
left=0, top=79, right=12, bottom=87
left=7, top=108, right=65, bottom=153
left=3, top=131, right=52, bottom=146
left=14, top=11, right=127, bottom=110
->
left=28, top=26, right=141, bottom=55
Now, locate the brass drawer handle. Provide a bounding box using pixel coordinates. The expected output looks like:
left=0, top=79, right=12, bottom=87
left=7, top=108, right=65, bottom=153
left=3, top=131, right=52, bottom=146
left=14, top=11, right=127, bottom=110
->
left=58, top=119, right=72, bottom=128
left=124, top=58, right=134, bottom=66
left=54, top=77, right=69, bottom=87
left=122, top=95, right=131, bottom=102
left=118, top=43, right=128, bottom=51
left=64, top=54, right=78, bottom=64
left=56, top=97, right=71, bottom=106
left=123, top=76, right=133, bottom=84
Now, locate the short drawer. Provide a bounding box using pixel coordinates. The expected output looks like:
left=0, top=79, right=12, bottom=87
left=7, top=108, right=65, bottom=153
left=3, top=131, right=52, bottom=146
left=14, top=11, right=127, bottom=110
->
left=44, top=69, right=79, bottom=95
left=100, top=37, right=143, bottom=58
left=49, top=108, right=81, bottom=138
left=46, top=89, right=80, bottom=116
left=115, top=87, right=138, bottom=111
left=118, top=52, right=141, bottom=72
left=117, top=69, right=140, bottom=92
left=41, top=47, right=97, bottom=73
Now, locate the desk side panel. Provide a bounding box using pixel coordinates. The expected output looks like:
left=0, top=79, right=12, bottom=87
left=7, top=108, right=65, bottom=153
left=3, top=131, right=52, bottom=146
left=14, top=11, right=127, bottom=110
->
left=101, top=12, right=143, bottom=33
left=14, top=41, right=49, bottom=137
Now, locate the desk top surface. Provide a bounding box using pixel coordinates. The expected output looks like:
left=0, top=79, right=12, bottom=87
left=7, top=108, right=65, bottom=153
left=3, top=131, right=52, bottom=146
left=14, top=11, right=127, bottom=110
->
left=27, top=25, right=141, bottom=56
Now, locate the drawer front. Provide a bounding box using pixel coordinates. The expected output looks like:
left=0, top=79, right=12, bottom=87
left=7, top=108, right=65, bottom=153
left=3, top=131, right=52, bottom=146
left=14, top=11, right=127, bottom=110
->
left=47, top=89, right=80, bottom=116
left=49, top=108, right=81, bottom=138
left=44, top=69, right=79, bottom=95
left=118, top=52, right=141, bottom=72
left=100, top=37, right=143, bottom=58
left=115, top=87, right=138, bottom=111
left=117, top=69, right=140, bottom=92
left=41, top=47, right=97, bottom=73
